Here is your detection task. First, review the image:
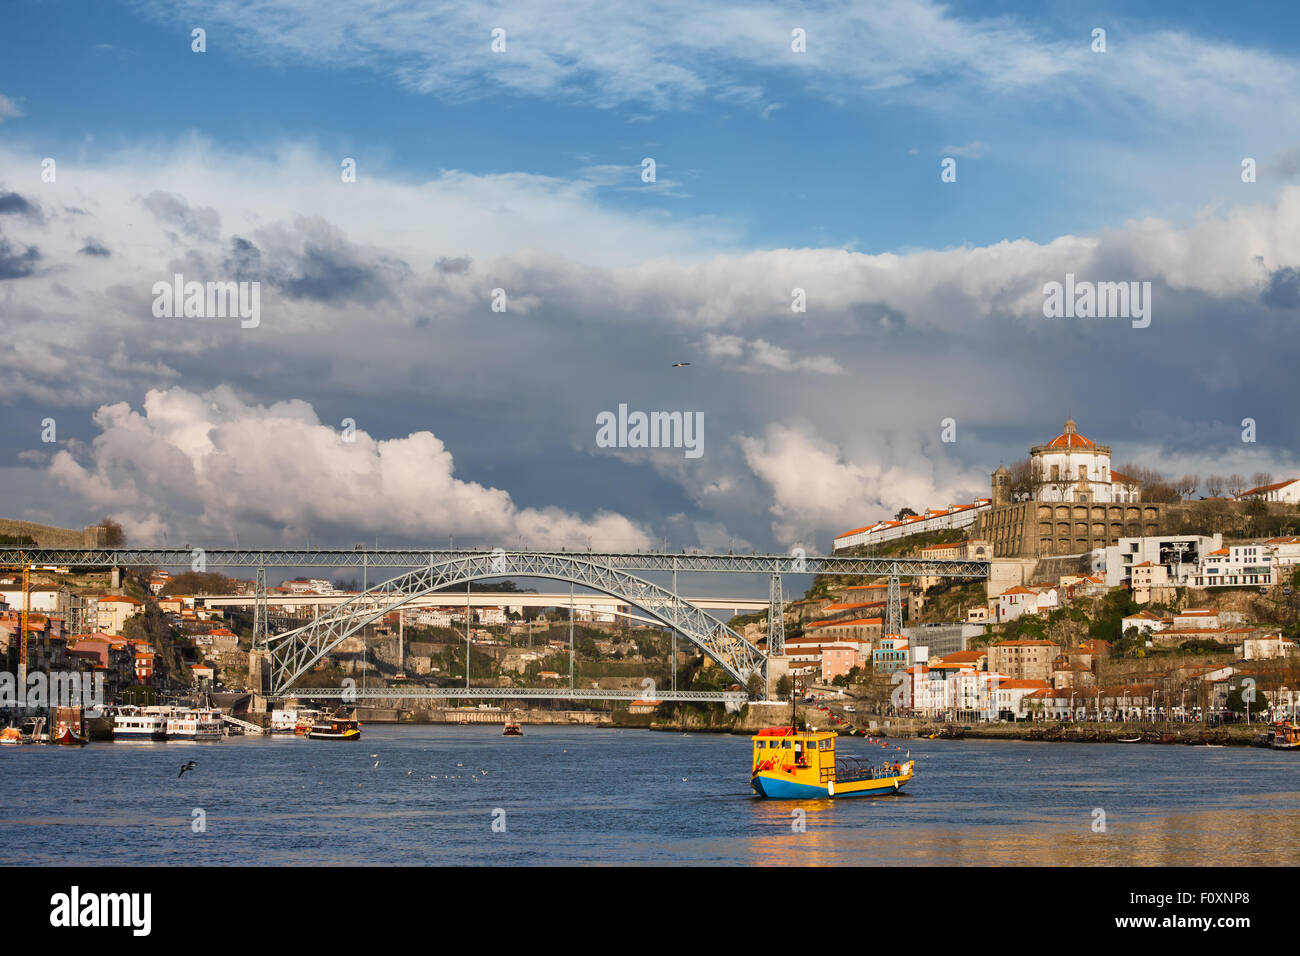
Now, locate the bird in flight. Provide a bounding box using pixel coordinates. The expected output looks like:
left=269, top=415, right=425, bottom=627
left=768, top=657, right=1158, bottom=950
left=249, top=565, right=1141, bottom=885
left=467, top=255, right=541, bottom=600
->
left=671, top=362, right=691, bottom=367
left=178, top=761, right=197, bottom=778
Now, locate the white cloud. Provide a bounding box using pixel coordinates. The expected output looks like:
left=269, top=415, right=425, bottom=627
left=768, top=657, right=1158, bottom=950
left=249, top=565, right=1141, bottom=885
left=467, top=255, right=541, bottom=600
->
left=737, top=421, right=974, bottom=545
left=699, top=333, right=842, bottom=374
left=0, top=93, right=22, bottom=122
left=47, top=386, right=652, bottom=550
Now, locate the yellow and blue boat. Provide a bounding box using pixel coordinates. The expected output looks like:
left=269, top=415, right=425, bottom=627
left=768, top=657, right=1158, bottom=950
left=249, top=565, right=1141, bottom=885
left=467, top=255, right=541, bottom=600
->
left=750, top=726, right=914, bottom=799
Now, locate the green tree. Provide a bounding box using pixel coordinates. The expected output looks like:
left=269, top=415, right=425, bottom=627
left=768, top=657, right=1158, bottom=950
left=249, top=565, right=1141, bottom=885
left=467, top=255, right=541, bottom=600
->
left=1226, top=685, right=1269, bottom=718
left=775, top=674, right=793, bottom=699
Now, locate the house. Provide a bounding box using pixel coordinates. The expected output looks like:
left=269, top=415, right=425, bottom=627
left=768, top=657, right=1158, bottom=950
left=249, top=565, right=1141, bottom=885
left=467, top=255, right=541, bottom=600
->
left=987, top=640, right=1059, bottom=682
left=1237, top=635, right=1298, bottom=660
left=997, top=586, right=1040, bottom=623
left=1238, top=478, right=1300, bottom=504
left=95, top=595, right=142, bottom=635
left=1122, top=609, right=1169, bottom=637
left=190, top=663, right=215, bottom=686
left=821, top=646, right=859, bottom=682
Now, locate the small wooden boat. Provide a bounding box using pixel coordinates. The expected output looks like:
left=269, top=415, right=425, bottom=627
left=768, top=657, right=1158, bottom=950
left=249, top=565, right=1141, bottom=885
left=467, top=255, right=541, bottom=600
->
left=1117, top=736, right=1142, bottom=743
left=502, top=720, right=523, bottom=736
left=54, top=726, right=88, bottom=746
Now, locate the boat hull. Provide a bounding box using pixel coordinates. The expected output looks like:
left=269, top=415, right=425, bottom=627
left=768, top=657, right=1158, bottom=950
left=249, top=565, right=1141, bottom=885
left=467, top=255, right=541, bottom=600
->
left=751, top=770, right=912, bottom=799
left=307, top=729, right=361, bottom=740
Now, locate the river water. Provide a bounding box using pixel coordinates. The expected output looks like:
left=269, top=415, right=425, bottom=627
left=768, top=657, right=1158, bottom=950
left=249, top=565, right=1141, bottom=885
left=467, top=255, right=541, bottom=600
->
left=2, top=726, right=1297, bottom=865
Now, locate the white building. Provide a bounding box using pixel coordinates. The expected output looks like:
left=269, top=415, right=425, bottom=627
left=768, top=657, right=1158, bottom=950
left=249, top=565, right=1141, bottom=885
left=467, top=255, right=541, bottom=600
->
left=996, top=585, right=1057, bottom=623
left=1029, top=419, right=1142, bottom=504
left=834, top=499, right=992, bottom=551
left=1237, top=635, right=1297, bottom=660
left=1187, top=545, right=1276, bottom=588
left=1238, top=478, right=1300, bottom=504
left=1103, top=534, right=1222, bottom=587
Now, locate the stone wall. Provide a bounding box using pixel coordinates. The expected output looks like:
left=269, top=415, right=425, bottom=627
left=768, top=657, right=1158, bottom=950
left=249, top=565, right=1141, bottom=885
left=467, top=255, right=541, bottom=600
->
left=0, top=519, right=108, bottom=547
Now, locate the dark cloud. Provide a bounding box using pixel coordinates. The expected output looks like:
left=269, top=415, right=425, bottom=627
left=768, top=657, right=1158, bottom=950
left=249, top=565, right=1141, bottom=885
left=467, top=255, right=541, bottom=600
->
left=0, top=233, right=39, bottom=279
left=223, top=235, right=263, bottom=280
left=277, top=243, right=409, bottom=303
left=0, top=190, right=42, bottom=223
left=78, top=237, right=111, bottom=257
left=138, top=190, right=221, bottom=241
left=1261, top=267, right=1300, bottom=309
left=436, top=256, right=472, bottom=275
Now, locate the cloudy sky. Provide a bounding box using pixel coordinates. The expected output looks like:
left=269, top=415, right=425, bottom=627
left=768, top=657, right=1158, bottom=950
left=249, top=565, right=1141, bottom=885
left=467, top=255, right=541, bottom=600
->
left=2, top=0, right=1300, bottom=567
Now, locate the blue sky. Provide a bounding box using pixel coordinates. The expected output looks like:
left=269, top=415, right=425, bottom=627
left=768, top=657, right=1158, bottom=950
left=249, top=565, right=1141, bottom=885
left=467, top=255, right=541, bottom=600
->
left=8, top=0, right=1300, bottom=253
left=1, top=0, right=1299, bottom=563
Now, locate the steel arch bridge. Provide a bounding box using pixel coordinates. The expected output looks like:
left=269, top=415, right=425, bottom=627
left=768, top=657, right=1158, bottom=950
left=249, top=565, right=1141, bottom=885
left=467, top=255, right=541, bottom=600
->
left=266, top=552, right=767, bottom=695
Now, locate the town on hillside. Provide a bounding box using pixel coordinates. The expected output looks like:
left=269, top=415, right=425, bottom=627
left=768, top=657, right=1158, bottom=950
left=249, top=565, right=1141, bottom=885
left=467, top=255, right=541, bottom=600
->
left=781, top=420, right=1300, bottom=730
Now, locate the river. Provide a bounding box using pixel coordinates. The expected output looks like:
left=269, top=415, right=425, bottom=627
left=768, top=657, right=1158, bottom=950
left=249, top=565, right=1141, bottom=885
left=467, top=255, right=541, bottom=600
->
left=2, top=726, right=1297, bottom=865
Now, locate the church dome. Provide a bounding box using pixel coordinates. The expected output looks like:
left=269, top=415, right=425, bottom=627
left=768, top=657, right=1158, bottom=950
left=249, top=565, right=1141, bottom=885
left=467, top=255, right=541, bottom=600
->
left=1046, top=418, right=1095, bottom=449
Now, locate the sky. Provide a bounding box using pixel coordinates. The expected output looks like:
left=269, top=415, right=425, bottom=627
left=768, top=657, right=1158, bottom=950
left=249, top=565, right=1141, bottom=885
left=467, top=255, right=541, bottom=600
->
left=1, top=0, right=1299, bottom=574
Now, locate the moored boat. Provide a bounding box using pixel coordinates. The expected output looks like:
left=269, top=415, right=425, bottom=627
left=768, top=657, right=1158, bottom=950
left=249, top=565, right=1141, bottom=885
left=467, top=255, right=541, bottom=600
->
left=750, top=726, right=914, bottom=799
left=503, top=719, right=523, bottom=736
left=293, top=709, right=322, bottom=735
left=1271, top=722, right=1300, bottom=750
left=307, top=713, right=361, bottom=740
left=53, top=707, right=89, bottom=745
left=112, top=705, right=169, bottom=740
left=0, top=726, right=22, bottom=746
left=166, top=707, right=223, bottom=741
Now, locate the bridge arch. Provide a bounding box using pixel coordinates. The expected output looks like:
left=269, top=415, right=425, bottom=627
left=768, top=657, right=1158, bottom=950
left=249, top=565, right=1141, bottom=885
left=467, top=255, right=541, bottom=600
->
left=266, top=552, right=767, bottom=694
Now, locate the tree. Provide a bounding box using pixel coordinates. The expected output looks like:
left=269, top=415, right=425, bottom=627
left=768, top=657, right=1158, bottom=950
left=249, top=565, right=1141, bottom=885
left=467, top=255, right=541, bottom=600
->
left=775, top=674, right=793, bottom=699
left=1226, top=685, right=1269, bottom=719
left=1205, top=474, right=1225, bottom=498
left=895, top=507, right=918, bottom=521
left=1007, top=457, right=1043, bottom=502
left=1251, top=472, right=1274, bottom=491
left=746, top=673, right=765, bottom=699
left=1227, top=474, right=1248, bottom=498
left=1176, top=474, right=1200, bottom=500
left=95, top=518, right=126, bottom=547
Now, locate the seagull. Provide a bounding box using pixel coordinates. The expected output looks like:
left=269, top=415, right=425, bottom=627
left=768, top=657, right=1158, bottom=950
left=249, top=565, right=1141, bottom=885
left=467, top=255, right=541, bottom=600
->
left=671, top=362, right=691, bottom=367
left=178, top=761, right=196, bottom=778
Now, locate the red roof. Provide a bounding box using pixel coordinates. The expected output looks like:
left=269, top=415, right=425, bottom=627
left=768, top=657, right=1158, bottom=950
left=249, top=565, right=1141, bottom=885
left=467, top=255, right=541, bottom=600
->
left=1045, top=419, right=1095, bottom=449
left=1241, top=478, right=1299, bottom=497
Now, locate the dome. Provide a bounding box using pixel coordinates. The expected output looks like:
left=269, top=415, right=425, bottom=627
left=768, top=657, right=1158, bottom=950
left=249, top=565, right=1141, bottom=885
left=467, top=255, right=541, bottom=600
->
left=1046, top=418, right=1095, bottom=449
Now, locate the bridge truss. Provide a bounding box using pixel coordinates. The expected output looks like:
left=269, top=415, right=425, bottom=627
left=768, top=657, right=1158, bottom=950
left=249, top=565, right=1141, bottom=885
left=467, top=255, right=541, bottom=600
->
left=265, top=552, right=768, bottom=695
left=6, top=546, right=988, bottom=698
left=287, top=687, right=747, bottom=703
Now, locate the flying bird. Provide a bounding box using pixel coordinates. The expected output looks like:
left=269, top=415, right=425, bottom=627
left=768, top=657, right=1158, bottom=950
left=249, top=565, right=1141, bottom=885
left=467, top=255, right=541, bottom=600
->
left=671, top=362, right=691, bottom=367
left=178, top=761, right=196, bottom=778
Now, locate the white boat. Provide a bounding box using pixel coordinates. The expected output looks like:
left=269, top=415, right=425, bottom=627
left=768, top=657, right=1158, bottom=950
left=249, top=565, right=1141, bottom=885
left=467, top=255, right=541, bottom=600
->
left=166, top=707, right=223, bottom=740
left=270, top=708, right=303, bottom=734
left=112, top=705, right=169, bottom=740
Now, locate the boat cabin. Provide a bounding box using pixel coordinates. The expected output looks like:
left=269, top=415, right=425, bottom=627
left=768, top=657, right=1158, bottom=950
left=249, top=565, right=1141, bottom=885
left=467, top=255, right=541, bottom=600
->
left=752, top=727, right=838, bottom=781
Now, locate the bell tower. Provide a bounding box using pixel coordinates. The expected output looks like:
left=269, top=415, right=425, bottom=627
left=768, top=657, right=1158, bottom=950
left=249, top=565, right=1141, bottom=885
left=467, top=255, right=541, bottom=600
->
left=992, top=464, right=1011, bottom=507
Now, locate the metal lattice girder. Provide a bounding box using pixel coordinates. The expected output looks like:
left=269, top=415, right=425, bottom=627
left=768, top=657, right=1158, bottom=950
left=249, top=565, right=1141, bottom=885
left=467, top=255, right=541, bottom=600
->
left=0, top=547, right=988, bottom=578
left=887, top=574, right=901, bottom=636
left=284, top=687, right=747, bottom=703
left=267, top=553, right=768, bottom=694
left=767, top=573, right=785, bottom=657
